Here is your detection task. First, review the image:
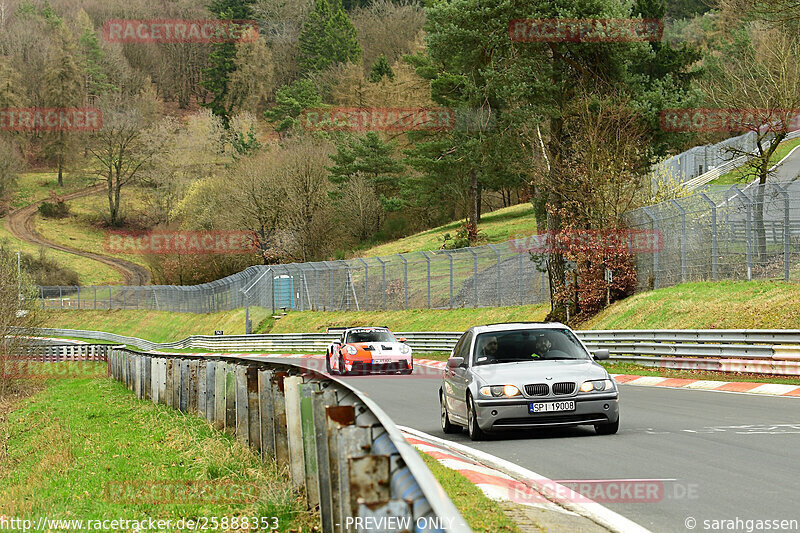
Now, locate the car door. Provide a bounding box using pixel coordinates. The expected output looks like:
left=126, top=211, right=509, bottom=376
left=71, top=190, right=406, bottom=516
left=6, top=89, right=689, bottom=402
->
left=443, top=333, right=466, bottom=418
left=449, top=330, right=473, bottom=423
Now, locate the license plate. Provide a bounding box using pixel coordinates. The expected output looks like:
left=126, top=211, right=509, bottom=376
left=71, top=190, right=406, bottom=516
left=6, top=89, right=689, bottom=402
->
left=374, top=359, right=392, bottom=364
left=529, top=401, right=575, bottom=414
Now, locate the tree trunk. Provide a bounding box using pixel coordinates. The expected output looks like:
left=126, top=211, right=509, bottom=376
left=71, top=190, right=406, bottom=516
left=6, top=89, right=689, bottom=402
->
left=57, top=157, right=63, bottom=187
left=469, top=168, right=479, bottom=228
left=107, top=170, right=116, bottom=226
left=476, top=181, right=482, bottom=223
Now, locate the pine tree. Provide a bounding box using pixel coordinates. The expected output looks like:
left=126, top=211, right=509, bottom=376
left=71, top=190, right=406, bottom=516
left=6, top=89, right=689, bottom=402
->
left=264, top=79, right=323, bottom=132
left=202, top=0, right=255, bottom=127
left=368, top=54, right=395, bottom=83
left=43, top=31, right=83, bottom=187
left=328, top=132, right=405, bottom=216
left=298, top=0, right=362, bottom=73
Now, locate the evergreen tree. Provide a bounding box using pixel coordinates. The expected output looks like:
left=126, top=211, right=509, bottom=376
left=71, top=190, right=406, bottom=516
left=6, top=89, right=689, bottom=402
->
left=368, top=54, right=395, bottom=83
left=298, top=0, right=361, bottom=73
left=328, top=132, right=405, bottom=228
left=202, top=0, right=255, bottom=127
left=43, top=31, right=83, bottom=187
left=265, top=79, right=323, bottom=132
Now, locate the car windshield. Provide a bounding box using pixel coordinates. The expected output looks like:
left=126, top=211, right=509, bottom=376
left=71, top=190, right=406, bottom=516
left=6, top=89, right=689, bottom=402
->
left=472, top=328, right=591, bottom=365
left=346, top=330, right=396, bottom=343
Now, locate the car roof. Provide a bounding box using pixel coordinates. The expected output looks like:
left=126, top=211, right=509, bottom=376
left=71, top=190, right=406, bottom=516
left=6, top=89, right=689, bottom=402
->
left=470, top=322, right=568, bottom=335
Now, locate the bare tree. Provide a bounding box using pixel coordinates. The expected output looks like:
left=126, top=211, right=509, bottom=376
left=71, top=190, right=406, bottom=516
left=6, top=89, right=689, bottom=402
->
left=280, top=135, right=335, bottom=261
left=700, top=21, right=800, bottom=261
left=89, top=89, right=161, bottom=225
left=0, top=246, right=42, bottom=397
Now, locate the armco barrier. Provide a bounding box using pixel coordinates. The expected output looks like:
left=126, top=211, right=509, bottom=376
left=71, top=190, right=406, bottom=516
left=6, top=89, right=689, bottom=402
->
left=107, top=348, right=469, bottom=533
left=13, top=343, right=118, bottom=362
left=23, top=327, right=800, bottom=375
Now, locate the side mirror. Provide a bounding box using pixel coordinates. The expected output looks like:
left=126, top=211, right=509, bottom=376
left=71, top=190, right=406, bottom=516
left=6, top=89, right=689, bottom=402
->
left=447, top=356, right=464, bottom=369
left=398, top=337, right=407, bottom=343
left=593, top=349, right=610, bottom=361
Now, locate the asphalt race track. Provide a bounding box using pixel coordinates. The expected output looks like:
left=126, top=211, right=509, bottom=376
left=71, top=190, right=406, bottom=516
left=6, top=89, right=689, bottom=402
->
left=264, top=357, right=800, bottom=532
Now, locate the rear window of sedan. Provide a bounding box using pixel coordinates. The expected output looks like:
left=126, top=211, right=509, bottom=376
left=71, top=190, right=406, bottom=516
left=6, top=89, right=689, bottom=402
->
left=473, top=329, right=591, bottom=365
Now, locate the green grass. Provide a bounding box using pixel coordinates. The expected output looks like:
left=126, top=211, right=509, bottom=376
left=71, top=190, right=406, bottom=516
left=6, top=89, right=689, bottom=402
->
left=711, top=136, right=800, bottom=186
left=417, top=452, right=523, bottom=533
left=360, top=203, right=537, bottom=257
left=34, top=187, right=152, bottom=270
left=0, top=375, right=316, bottom=531
left=603, top=361, right=800, bottom=385
left=0, top=224, right=121, bottom=286
left=583, top=279, right=800, bottom=330
left=9, top=170, right=97, bottom=209
left=269, top=305, right=550, bottom=333
left=42, top=308, right=274, bottom=343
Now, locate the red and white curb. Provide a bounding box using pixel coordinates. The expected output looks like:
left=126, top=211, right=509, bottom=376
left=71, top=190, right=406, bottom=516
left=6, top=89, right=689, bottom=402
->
left=399, top=426, right=651, bottom=533
left=611, top=374, right=800, bottom=397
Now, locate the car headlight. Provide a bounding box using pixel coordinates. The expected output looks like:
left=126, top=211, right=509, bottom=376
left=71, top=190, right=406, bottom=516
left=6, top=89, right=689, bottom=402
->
left=579, top=379, right=615, bottom=393
left=479, top=385, right=521, bottom=397
left=346, top=345, right=358, bottom=355
left=399, top=344, right=410, bottom=355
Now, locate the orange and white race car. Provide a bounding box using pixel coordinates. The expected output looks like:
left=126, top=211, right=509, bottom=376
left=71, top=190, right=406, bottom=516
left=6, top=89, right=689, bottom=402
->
left=325, top=326, right=413, bottom=375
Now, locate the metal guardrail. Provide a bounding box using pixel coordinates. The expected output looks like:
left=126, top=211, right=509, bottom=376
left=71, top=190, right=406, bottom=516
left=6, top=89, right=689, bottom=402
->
left=29, top=327, right=800, bottom=356
left=108, top=348, right=469, bottom=533
left=13, top=343, right=118, bottom=362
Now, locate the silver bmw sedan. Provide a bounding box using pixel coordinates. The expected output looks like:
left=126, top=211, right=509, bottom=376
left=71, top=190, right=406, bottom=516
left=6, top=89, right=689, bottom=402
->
left=440, top=322, right=619, bottom=440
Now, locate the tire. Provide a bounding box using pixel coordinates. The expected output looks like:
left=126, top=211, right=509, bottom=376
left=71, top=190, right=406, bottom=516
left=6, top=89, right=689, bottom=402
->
left=338, top=354, right=349, bottom=376
left=399, top=360, right=413, bottom=375
left=595, top=419, right=619, bottom=435
left=440, top=392, right=458, bottom=434
left=467, top=394, right=487, bottom=441
left=326, top=350, right=333, bottom=374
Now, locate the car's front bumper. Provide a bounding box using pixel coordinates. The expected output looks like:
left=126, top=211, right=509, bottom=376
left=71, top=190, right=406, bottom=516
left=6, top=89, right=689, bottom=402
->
left=347, top=358, right=413, bottom=374
left=474, top=394, right=619, bottom=431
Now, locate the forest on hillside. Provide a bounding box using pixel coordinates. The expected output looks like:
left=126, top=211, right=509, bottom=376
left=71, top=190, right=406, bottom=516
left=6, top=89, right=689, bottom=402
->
left=1, top=0, right=798, bottom=319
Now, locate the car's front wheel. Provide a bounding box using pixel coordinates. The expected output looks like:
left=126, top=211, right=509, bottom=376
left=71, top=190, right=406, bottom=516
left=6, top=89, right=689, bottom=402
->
left=338, top=354, right=349, bottom=376
left=440, top=392, right=457, bottom=434
left=467, top=394, right=486, bottom=441
left=326, top=350, right=334, bottom=374
left=595, top=419, right=619, bottom=435
left=399, top=360, right=413, bottom=375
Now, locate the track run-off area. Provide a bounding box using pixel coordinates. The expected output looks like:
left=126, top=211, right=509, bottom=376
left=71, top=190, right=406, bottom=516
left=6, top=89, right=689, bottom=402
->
left=244, top=354, right=800, bottom=533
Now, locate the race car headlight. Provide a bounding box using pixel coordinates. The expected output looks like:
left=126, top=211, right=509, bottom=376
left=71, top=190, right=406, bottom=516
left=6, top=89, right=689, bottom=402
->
left=479, top=385, right=521, bottom=398
left=580, top=379, right=615, bottom=393
left=399, top=344, right=410, bottom=355
left=346, top=345, right=358, bottom=355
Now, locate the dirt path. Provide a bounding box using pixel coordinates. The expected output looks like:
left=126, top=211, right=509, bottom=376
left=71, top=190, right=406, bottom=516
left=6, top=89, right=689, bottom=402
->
left=6, top=184, right=151, bottom=285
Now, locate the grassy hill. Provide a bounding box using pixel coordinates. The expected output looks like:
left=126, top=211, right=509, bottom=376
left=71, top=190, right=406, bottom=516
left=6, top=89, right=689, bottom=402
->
left=358, top=203, right=537, bottom=257
left=42, top=279, right=800, bottom=342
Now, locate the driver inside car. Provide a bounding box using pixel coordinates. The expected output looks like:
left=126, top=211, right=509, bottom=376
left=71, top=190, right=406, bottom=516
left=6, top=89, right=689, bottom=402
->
left=533, top=335, right=552, bottom=357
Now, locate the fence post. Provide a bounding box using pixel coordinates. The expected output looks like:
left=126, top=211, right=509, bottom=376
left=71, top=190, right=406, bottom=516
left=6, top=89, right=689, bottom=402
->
left=214, top=361, right=227, bottom=431
left=258, top=369, right=275, bottom=460
left=396, top=254, right=408, bottom=310
left=419, top=252, right=431, bottom=308
left=642, top=207, right=659, bottom=289
left=357, top=258, right=369, bottom=311
left=699, top=192, right=718, bottom=281
left=235, top=365, right=249, bottom=444
left=284, top=376, right=305, bottom=489
left=312, top=387, right=337, bottom=532
left=731, top=186, right=753, bottom=281
left=300, top=381, right=321, bottom=508
left=467, top=248, right=478, bottom=306
left=488, top=244, right=501, bottom=306
left=442, top=250, right=454, bottom=309
left=376, top=257, right=387, bottom=310
left=669, top=199, right=687, bottom=282
left=775, top=183, right=790, bottom=282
